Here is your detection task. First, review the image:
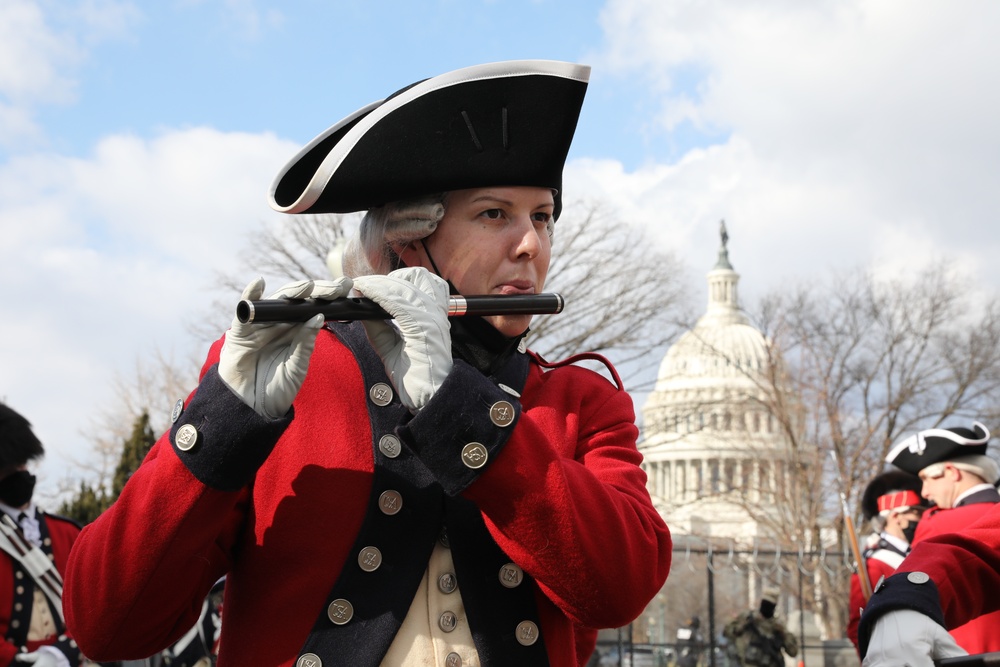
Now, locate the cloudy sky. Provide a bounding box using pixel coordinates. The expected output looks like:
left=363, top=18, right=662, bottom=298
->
left=3, top=0, right=999, bottom=499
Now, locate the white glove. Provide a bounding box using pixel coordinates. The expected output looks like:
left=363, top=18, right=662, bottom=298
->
left=219, top=277, right=353, bottom=419
left=863, top=609, right=966, bottom=667
left=15, top=646, right=70, bottom=667
left=352, top=268, right=452, bottom=412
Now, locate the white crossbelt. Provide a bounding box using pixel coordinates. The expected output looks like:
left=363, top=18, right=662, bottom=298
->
left=0, top=514, right=64, bottom=623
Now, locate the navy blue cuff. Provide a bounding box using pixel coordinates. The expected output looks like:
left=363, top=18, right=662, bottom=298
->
left=169, top=365, right=292, bottom=492
left=398, top=360, right=520, bottom=496
left=858, top=571, right=945, bottom=657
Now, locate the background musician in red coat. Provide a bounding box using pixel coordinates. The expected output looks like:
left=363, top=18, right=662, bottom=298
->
left=857, top=499, right=1000, bottom=667
left=879, top=421, right=1000, bottom=655
left=0, top=403, right=81, bottom=667
left=63, top=60, right=672, bottom=667
left=846, top=471, right=924, bottom=651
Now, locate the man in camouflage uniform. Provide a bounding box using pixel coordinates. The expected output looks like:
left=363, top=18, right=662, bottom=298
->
left=723, top=586, right=798, bottom=667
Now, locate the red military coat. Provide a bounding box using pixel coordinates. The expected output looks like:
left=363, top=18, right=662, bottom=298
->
left=847, top=542, right=905, bottom=650
left=901, top=501, right=1000, bottom=628
left=64, top=323, right=672, bottom=666
left=0, top=511, right=80, bottom=666
left=858, top=500, right=1000, bottom=657
left=907, top=488, right=1000, bottom=654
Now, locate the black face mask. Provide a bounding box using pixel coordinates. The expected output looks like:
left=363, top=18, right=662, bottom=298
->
left=901, top=519, right=919, bottom=544
left=0, top=470, right=36, bottom=507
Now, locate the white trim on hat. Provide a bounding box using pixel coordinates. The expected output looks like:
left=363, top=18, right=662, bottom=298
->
left=267, top=100, right=381, bottom=212
left=269, top=60, right=591, bottom=214
left=885, top=421, right=990, bottom=464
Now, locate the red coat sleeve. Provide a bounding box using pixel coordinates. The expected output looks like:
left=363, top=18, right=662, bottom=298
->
left=64, top=338, right=252, bottom=659
left=463, top=364, right=672, bottom=629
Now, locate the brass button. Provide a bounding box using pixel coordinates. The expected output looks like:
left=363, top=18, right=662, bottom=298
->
left=297, top=654, right=322, bottom=667
left=907, top=571, right=931, bottom=585
left=489, top=400, right=515, bottom=427
left=170, top=399, right=184, bottom=423
left=327, top=598, right=353, bottom=625
left=499, top=562, right=523, bottom=588
left=175, top=424, right=198, bottom=451
left=439, top=610, right=458, bottom=632
left=516, top=620, right=539, bottom=646
left=379, top=490, right=403, bottom=515
left=379, top=434, right=401, bottom=459
left=438, top=572, right=457, bottom=594
left=358, top=546, right=382, bottom=572
left=370, top=382, right=394, bottom=406
left=446, top=653, right=462, bottom=667
left=461, top=443, right=488, bottom=469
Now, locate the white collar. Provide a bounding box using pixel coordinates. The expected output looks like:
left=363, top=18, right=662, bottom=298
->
left=0, top=501, right=35, bottom=521
left=955, top=483, right=995, bottom=506
left=880, top=531, right=910, bottom=552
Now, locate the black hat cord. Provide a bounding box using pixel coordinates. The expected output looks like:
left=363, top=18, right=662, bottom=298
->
left=416, top=241, right=527, bottom=376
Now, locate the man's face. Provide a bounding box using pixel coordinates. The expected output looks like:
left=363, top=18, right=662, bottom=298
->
left=399, top=186, right=554, bottom=337
left=919, top=464, right=959, bottom=509
left=888, top=507, right=922, bottom=535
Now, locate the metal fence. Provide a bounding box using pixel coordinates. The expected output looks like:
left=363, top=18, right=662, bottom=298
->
left=590, top=539, right=857, bottom=667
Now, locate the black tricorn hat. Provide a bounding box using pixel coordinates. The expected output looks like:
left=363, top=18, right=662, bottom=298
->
left=0, top=403, right=45, bottom=469
left=268, top=60, right=590, bottom=220
left=885, top=422, right=991, bottom=476
left=860, top=470, right=925, bottom=521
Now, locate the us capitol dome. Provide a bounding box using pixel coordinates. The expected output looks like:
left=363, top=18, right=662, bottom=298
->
left=640, top=222, right=805, bottom=543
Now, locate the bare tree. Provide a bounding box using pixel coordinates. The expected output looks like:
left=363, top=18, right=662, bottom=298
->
left=72, top=201, right=692, bottom=503
left=46, top=347, right=201, bottom=508
left=641, top=260, right=1000, bottom=641
left=746, top=261, right=1000, bottom=636
left=206, top=201, right=693, bottom=389
left=528, top=201, right=693, bottom=386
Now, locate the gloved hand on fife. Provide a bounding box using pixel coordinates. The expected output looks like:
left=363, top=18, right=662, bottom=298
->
left=353, top=267, right=453, bottom=412
left=219, top=276, right=354, bottom=418
left=863, top=609, right=966, bottom=667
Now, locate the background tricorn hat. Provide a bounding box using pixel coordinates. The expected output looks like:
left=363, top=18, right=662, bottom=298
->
left=885, top=422, right=991, bottom=476
left=268, top=60, right=590, bottom=220
left=0, top=403, right=45, bottom=469
left=860, top=470, right=925, bottom=521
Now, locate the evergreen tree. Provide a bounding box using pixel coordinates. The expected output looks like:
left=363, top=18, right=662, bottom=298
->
left=59, top=480, right=109, bottom=526
left=111, top=410, right=156, bottom=498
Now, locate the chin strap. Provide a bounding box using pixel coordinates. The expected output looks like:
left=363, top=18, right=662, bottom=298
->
left=417, top=240, right=448, bottom=283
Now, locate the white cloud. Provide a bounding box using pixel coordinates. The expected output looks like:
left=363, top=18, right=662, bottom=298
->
left=0, top=127, right=300, bottom=495
left=0, top=0, right=82, bottom=105
left=581, top=0, right=1000, bottom=305
left=0, top=0, right=140, bottom=149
